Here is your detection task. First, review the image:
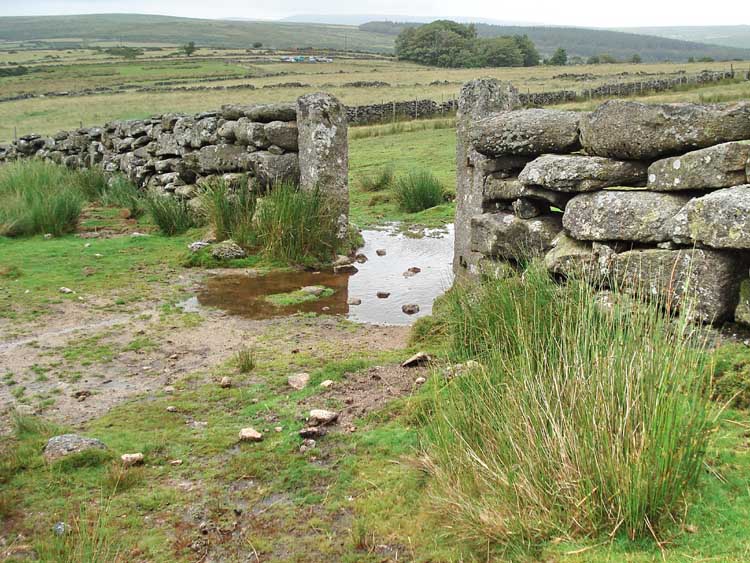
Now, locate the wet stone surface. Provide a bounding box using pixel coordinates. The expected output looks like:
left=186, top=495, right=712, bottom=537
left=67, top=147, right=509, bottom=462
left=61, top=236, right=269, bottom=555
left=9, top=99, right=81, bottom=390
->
left=185, top=225, right=454, bottom=325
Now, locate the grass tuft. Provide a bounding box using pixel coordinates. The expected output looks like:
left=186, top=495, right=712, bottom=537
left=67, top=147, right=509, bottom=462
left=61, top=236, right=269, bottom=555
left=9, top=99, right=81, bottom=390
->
left=143, top=189, right=198, bottom=235
left=235, top=346, right=256, bottom=373
left=359, top=164, right=394, bottom=192
left=201, top=176, right=257, bottom=246
left=393, top=170, right=445, bottom=213
left=422, top=262, right=712, bottom=548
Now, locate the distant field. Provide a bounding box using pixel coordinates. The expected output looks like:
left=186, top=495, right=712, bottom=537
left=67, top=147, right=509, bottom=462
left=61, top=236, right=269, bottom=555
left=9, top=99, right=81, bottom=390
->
left=0, top=44, right=747, bottom=142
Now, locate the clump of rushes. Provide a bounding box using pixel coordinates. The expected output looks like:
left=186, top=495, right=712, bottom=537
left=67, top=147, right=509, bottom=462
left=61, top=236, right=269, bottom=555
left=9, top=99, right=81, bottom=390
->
left=0, top=160, right=84, bottom=236
left=393, top=170, right=445, bottom=213
left=201, top=176, right=257, bottom=247
left=143, top=189, right=198, bottom=235
left=98, top=175, right=144, bottom=218
left=253, top=182, right=340, bottom=266
left=359, top=164, right=395, bottom=192
left=422, top=262, right=712, bottom=548
left=235, top=346, right=256, bottom=373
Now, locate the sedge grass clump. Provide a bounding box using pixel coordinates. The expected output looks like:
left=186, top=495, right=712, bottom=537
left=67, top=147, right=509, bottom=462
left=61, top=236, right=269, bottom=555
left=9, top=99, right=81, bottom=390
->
left=201, top=176, right=257, bottom=247
left=235, top=346, right=256, bottom=373
left=0, top=160, right=85, bottom=236
left=253, top=182, right=340, bottom=266
left=143, top=190, right=197, bottom=235
left=393, top=170, right=445, bottom=213
left=359, top=164, right=394, bottom=192
left=422, top=263, right=712, bottom=548
left=98, top=175, right=144, bottom=218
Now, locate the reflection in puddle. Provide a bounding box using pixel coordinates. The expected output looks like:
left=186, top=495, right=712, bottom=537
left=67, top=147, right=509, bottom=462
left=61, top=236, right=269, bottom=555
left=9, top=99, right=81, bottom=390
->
left=188, top=224, right=454, bottom=326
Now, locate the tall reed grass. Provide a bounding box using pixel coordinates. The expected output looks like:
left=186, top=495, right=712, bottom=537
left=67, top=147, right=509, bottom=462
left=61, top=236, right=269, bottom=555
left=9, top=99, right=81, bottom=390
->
left=201, top=177, right=257, bottom=247
left=359, top=164, right=395, bottom=192
left=143, top=190, right=197, bottom=235
left=422, top=263, right=712, bottom=548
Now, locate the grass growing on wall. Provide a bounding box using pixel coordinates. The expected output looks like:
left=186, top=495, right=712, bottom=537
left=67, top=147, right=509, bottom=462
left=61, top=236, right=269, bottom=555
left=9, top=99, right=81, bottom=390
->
left=421, top=263, right=713, bottom=550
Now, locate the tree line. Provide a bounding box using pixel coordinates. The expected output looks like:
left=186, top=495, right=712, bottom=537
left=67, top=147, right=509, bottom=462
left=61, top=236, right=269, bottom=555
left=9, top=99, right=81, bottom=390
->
left=395, top=21, right=540, bottom=68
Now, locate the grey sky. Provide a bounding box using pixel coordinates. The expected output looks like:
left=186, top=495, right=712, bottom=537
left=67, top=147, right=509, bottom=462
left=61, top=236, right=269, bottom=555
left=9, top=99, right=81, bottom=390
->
left=2, top=0, right=748, bottom=27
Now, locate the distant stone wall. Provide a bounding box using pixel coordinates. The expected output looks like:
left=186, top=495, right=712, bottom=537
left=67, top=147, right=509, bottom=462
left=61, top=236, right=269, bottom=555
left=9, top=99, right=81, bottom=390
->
left=0, top=94, right=349, bottom=225
left=455, top=78, right=750, bottom=324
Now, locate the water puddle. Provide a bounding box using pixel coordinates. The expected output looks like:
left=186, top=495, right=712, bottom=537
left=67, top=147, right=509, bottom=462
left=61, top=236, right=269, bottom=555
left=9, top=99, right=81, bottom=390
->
left=186, top=224, right=454, bottom=325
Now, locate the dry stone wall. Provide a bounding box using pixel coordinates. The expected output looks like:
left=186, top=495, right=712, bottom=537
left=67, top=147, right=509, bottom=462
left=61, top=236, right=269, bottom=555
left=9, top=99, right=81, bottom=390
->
left=0, top=94, right=349, bottom=224
left=455, top=78, right=750, bottom=324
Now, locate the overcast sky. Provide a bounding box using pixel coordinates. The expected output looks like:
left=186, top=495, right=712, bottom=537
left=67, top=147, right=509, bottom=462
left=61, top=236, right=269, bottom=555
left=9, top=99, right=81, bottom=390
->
left=2, top=0, right=748, bottom=28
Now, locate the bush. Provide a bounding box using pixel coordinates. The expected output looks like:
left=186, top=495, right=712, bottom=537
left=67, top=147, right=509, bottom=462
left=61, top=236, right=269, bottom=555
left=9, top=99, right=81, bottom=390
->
left=393, top=170, right=445, bottom=213
left=201, top=177, right=257, bottom=247
left=0, top=160, right=84, bottom=236
left=422, top=263, right=712, bottom=548
left=359, top=165, right=395, bottom=192
left=143, top=190, right=197, bottom=235
left=253, top=182, right=341, bottom=266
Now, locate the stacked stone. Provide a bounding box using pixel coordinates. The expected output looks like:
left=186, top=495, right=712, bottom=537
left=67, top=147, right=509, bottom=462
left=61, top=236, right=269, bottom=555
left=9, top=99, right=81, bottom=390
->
left=0, top=103, right=304, bottom=210
left=457, top=79, right=750, bottom=324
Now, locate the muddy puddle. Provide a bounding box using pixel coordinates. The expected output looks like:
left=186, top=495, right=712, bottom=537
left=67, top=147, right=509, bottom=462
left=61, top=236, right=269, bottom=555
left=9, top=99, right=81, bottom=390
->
left=185, top=224, right=454, bottom=325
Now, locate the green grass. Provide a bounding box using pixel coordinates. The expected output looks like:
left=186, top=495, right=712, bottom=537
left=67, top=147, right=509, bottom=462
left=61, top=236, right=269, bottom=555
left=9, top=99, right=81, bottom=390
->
left=358, top=164, right=395, bottom=192
left=421, top=263, right=713, bottom=552
left=200, top=176, right=256, bottom=246
left=393, top=170, right=446, bottom=213
left=264, top=287, right=334, bottom=307
left=143, top=190, right=199, bottom=235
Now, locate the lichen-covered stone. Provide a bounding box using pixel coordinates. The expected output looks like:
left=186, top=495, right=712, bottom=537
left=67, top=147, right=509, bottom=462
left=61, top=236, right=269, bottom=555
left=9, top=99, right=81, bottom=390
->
left=647, top=142, right=750, bottom=191
left=264, top=121, right=298, bottom=151
left=563, top=190, right=690, bottom=243
left=196, top=144, right=253, bottom=174
left=581, top=100, right=750, bottom=159
left=470, top=109, right=581, bottom=157
left=735, top=279, right=750, bottom=326
left=297, top=93, right=349, bottom=235
left=470, top=211, right=562, bottom=260
left=221, top=103, right=297, bottom=123
left=211, top=240, right=246, bottom=260
left=43, top=434, right=107, bottom=463
left=610, top=248, right=745, bottom=322
left=483, top=176, right=574, bottom=209
left=519, top=154, right=648, bottom=192
left=671, top=185, right=750, bottom=248
left=544, top=232, right=618, bottom=278
left=248, top=151, right=299, bottom=188
left=512, top=198, right=549, bottom=219
left=234, top=118, right=269, bottom=148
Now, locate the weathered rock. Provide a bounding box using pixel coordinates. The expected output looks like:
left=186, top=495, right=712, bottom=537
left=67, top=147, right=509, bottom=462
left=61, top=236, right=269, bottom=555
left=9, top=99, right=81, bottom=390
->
left=300, top=285, right=327, bottom=296
left=347, top=298, right=362, bottom=306
left=563, top=190, right=690, bottom=243
left=610, top=248, right=746, bottom=322
left=297, top=93, right=349, bottom=236
left=264, top=121, right=298, bottom=151
left=375, top=249, right=386, bottom=256
left=580, top=100, right=750, bottom=159
left=121, top=453, right=144, bottom=467
left=403, top=267, right=421, bottom=277
left=647, top=142, right=750, bottom=191
left=309, top=409, right=338, bottom=426
left=217, top=120, right=238, bottom=140
left=288, top=373, right=310, bottom=390
left=735, top=279, right=750, bottom=326
left=221, top=103, right=296, bottom=122
left=519, top=154, right=648, bottom=192
left=402, top=304, right=420, bottom=315
left=401, top=351, right=431, bottom=368
left=671, top=185, right=750, bottom=248
left=219, top=376, right=232, bottom=388
left=483, top=174, right=573, bottom=209
left=197, top=144, right=252, bottom=174
left=470, top=109, right=581, bottom=157
left=211, top=240, right=246, bottom=260
left=376, top=291, right=390, bottom=298
left=470, top=212, right=562, bottom=259
left=234, top=118, right=269, bottom=148
left=512, top=198, right=550, bottom=219
left=248, top=151, right=299, bottom=188
left=238, top=427, right=263, bottom=442
left=544, top=232, right=619, bottom=279
left=43, top=434, right=107, bottom=463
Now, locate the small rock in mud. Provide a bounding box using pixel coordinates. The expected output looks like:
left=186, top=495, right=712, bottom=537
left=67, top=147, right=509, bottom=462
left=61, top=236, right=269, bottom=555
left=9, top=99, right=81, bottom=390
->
left=239, top=427, right=263, bottom=442
left=415, top=377, right=427, bottom=385
left=309, top=409, right=338, bottom=426
left=43, top=434, right=107, bottom=463
left=219, top=376, right=232, bottom=388
left=300, top=426, right=325, bottom=438
left=334, top=263, right=358, bottom=274
left=320, top=379, right=334, bottom=388
left=355, top=253, right=368, bottom=263
left=131, top=232, right=149, bottom=238
left=169, top=459, right=183, bottom=466
left=376, top=291, right=390, bottom=299
left=403, top=267, right=421, bottom=277
left=164, top=385, right=175, bottom=394
left=121, top=453, right=144, bottom=466
left=288, top=372, right=310, bottom=390
left=53, top=522, right=67, bottom=536
left=59, top=287, right=74, bottom=294
left=300, top=439, right=316, bottom=453
left=401, top=351, right=431, bottom=368
left=300, top=285, right=327, bottom=297
left=376, top=249, right=387, bottom=256
left=347, top=298, right=362, bottom=306
left=73, top=389, right=91, bottom=402
left=274, top=426, right=283, bottom=433
left=402, top=304, right=420, bottom=315
left=333, top=254, right=353, bottom=267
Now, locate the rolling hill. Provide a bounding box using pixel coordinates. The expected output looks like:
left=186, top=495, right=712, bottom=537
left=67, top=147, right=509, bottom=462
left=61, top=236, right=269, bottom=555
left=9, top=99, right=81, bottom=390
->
left=613, top=26, right=750, bottom=50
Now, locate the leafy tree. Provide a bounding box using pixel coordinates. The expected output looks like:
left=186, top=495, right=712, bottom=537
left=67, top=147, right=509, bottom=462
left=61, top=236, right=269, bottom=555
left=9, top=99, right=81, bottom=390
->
left=477, top=37, right=523, bottom=67
left=599, top=53, right=618, bottom=64
left=549, top=47, right=568, bottom=65
left=630, top=53, right=642, bottom=63
left=253, top=41, right=263, bottom=48
left=513, top=34, right=540, bottom=66
left=182, top=41, right=197, bottom=56
left=104, top=46, right=143, bottom=59
left=587, top=55, right=600, bottom=64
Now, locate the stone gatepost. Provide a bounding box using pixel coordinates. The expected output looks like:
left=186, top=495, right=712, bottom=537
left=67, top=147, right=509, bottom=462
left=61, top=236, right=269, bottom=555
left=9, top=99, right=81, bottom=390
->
left=297, top=93, right=349, bottom=237
left=454, top=79, right=521, bottom=276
